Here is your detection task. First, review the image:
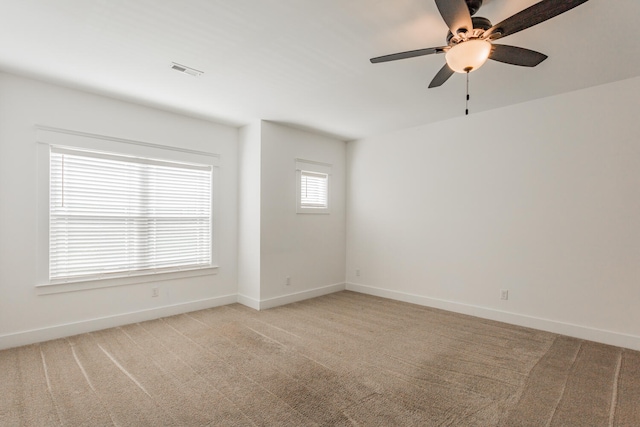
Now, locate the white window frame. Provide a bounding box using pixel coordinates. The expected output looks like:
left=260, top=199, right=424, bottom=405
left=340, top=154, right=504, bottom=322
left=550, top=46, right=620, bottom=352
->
left=295, top=159, right=331, bottom=214
left=36, top=127, right=220, bottom=295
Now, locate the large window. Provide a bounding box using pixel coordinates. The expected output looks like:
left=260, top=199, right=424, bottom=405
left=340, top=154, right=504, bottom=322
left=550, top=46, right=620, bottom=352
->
left=29, top=126, right=225, bottom=295
left=48, top=146, right=213, bottom=283
left=36, top=128, right=219, bottom=293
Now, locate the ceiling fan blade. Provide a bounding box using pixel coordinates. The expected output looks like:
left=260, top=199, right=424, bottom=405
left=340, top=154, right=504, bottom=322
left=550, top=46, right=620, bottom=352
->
left=435, top=0, right=473, bottom=35
left=370, top=47, right=445, bottom=64
left=428, top=64, right=455, bottom=88
left=489, top=45, right=548, bottom=67
left=484, top=0, right=590, bottom=40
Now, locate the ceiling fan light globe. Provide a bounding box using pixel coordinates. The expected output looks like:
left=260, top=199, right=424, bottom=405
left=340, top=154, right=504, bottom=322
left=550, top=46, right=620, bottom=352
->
left=445, top=39, right=492, bottom=73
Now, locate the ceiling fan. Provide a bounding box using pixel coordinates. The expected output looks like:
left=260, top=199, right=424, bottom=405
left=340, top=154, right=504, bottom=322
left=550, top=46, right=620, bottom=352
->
left=370, top=0, right=590, bottom=89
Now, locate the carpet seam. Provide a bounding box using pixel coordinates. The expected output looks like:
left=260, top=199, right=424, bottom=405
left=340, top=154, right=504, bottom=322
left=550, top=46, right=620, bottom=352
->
left=86, top=332, right=183, bottom=426
left=96, top=342, right=151, bottom=398
left=546, top=340, right=583, bottom=427
left=68, top=339, right=119, bottom=426
left=39, top=345, right=63, bottom=426
left=608, top=349, right=623, bottom=427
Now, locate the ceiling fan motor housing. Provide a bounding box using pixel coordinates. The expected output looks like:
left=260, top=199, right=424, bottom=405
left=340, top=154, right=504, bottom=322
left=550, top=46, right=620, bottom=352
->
left=446, top=16, right=492, bottom=43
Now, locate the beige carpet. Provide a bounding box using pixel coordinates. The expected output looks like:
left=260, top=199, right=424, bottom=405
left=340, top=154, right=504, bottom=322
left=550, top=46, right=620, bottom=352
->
left=1, top=291, right=638, bottom=426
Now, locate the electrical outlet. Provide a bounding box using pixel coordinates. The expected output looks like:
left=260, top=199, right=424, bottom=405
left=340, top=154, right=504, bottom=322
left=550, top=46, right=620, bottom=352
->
left=152, top=287, right=159, bottom=298
left=285, top=277, right=291, bottom=286
left=500, top=289, right=509, bottom=300
left=356, top=269, right=361, bottom=277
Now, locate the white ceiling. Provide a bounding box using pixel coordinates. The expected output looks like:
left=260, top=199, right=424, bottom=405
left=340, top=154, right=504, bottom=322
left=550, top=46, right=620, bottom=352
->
left=0, top=0, right=638, bottom=141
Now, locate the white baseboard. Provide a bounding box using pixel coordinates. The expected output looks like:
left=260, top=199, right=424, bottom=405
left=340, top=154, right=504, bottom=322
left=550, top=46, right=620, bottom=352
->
left=256, top=283, right=346, bottom=310
left=0, top=294, right=237, bottom=351
left=236, top=293, right=260, bottom=310
left=346, top=283, right=640, bottom=351
left=0, top=285, right=346, bottom=350
left=8, top=284, right=636, bottom=352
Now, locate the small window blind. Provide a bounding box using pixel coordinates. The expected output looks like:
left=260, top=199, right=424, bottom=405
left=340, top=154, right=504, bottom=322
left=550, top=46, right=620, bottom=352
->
left=300, top=171, right=328, bottom=208
left=49, top=147, right=212, bottom=281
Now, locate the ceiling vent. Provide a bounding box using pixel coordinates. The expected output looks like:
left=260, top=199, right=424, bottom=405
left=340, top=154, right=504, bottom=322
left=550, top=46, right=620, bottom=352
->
left=170, top=62, right=203, bottom=77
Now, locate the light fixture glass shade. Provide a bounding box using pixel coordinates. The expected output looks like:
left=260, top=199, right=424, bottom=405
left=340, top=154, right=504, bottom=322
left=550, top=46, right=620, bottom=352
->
left=445, top=39, right=492, bottom=73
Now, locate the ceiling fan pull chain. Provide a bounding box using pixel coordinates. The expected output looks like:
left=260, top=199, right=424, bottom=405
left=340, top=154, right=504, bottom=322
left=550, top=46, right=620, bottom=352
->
left=465, top=70, right=470, bottom=115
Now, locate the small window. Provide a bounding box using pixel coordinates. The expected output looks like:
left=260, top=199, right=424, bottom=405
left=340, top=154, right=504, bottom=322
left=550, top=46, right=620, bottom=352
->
left=296, top=159, right=331, bottom=214
left=300, top=171, right=328, bottom=208
left=49, top=146, right=213, bottom=282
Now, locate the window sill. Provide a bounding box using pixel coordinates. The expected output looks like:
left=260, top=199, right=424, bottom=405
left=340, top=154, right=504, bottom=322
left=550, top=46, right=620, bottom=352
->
left=36, top=266, right=219, bottom=295
left=297, top=207, right=330, bottom=214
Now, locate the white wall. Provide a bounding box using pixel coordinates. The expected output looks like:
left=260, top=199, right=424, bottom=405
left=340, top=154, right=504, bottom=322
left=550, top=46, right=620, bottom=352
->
left=237, top=122, right=262, bottom=308
left=0, top=73, right=239, bottom=349
left=346, top=76, right=640, bottom=350
left=259, top=122, right=346, bottom=307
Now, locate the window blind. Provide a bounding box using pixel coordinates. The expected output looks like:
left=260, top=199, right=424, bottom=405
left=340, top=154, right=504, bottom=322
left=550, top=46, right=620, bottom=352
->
left=49, top=147, right=212, bottom=281
left=300, top=171, right=328, bottom=208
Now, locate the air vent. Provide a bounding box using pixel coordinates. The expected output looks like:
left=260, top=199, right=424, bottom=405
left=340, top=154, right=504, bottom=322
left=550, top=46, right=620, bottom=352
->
left=170, top=62, right=203, bottom=77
